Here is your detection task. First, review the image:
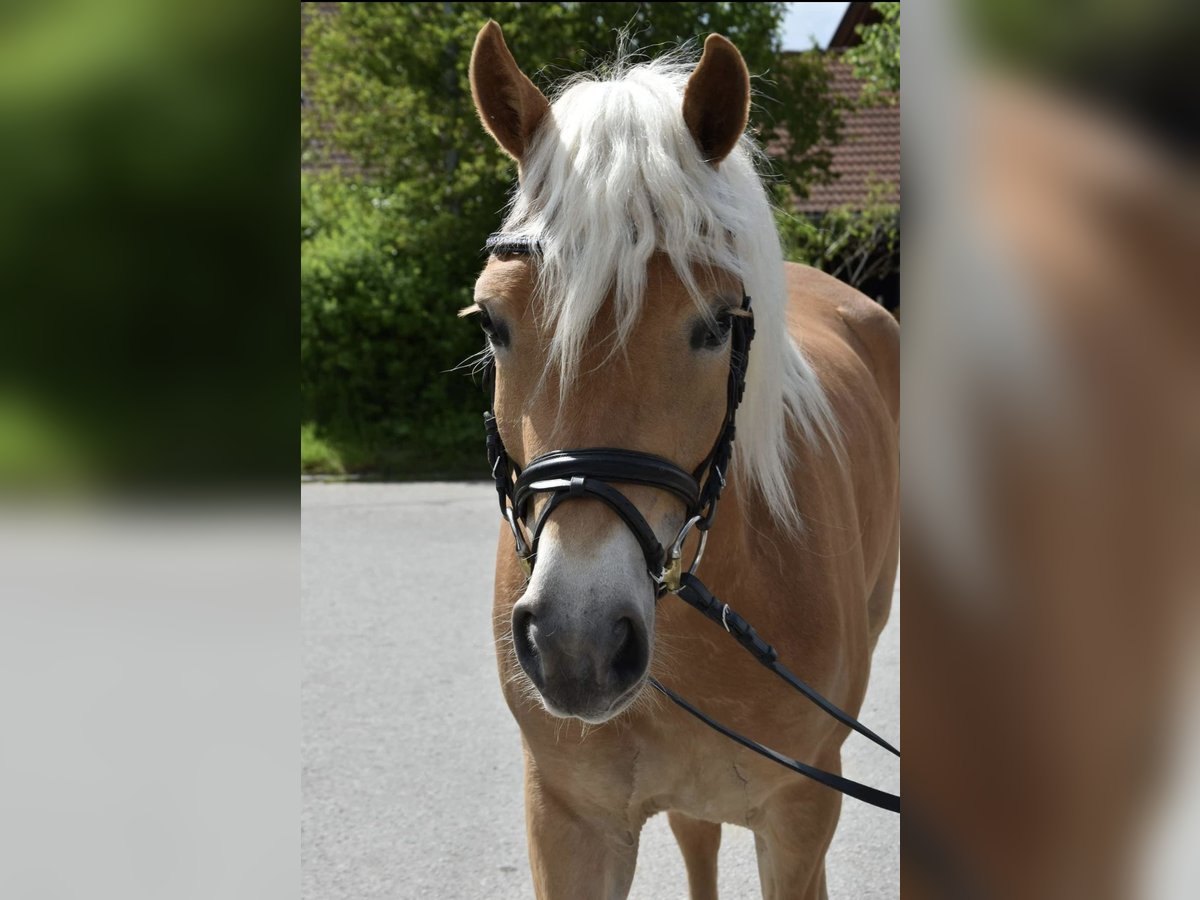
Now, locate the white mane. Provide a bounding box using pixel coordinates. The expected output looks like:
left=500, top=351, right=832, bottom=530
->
left=500, top=49, right=840, bottom=529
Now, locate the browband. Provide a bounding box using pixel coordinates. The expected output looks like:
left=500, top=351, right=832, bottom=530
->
left=484, top=233, right=539, bottom=257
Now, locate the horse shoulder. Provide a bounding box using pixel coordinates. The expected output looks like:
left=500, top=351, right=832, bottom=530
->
left=783, top=262, right=900, bottom=639
left=783, top=262, right=899, bottom=425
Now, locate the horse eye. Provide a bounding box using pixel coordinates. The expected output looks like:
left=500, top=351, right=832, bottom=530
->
left=698, top=310, right=734, bottom=350
left=479, top=309, right=510, bottom=348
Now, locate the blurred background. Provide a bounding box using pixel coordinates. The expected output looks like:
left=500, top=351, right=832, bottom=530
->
left=0, top=0, right=293, bottom=492
left=0, top=3, right=297, bottom=900
left=299, top=1, right=899, bottom=478
left=903, top=0, right=1200, bottom=897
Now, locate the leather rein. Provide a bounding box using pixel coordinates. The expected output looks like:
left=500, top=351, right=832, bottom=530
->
left=480, top=233, right=900, bottom=813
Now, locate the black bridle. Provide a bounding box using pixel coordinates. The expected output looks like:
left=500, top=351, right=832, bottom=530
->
left=480, top=233, right=900, bottom=814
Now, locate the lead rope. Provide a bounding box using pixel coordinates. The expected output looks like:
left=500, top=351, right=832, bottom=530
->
left=649, top=681, right=901, bottom=813
left=652, top=573, right=901, bottom=814
left=671, top=572, right=899, bottom=758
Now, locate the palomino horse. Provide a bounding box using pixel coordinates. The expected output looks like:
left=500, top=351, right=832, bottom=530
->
left=466, top=22, right=899, bottom=899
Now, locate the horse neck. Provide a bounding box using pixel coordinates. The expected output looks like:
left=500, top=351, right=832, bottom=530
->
left=701, top=470, right=786, bottom=584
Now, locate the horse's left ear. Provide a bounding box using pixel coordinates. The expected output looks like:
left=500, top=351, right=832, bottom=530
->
left=683, top=34, right=751, bottom=165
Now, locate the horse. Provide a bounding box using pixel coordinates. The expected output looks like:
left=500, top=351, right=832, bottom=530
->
left=465, top=22, right=899, bottom=900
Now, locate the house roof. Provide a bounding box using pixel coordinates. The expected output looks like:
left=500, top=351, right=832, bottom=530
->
left=790, top=58, right=900, bottom=215
left=829, top=2, right=882, bottom=50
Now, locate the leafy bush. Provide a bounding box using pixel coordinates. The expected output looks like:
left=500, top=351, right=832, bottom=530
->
left=301, top=174, right=488, bottom=476
left=844, top=2, right=900, bottom=106
left=301, top=422, right=345, bottom=475
left=775, top=182, right=899, bottom=299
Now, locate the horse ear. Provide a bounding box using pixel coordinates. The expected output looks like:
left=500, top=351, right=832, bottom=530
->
left=682, top=34, right=751, bottom=165
left=470, top=21, right=550, bottom=163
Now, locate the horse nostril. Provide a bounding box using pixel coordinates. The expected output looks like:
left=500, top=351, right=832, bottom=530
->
left=511, top=606, right=543, bottom=687
left=610, top=616, right=647, bottom=689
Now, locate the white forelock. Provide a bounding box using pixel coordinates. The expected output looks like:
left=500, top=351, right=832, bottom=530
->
left=499, top=49, right=839, bottom=529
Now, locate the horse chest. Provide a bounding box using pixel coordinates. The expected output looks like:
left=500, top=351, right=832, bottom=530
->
left=629, top=729, right=767, bottom=826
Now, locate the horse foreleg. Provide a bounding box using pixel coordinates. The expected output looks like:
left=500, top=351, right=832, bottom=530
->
left=867, top=517, right=900, bottom=650
left=523, top=761, right=639, bottom=900
left=669, top=811, right=722, bottom=900
left=752, top=773, right=842, bottom=900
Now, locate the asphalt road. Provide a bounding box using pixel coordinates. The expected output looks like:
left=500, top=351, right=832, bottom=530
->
left=302, top=482, right=899, bottom=899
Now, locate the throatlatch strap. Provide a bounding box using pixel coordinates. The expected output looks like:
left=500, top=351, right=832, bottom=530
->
left=649, top=678, right=901, bottom=814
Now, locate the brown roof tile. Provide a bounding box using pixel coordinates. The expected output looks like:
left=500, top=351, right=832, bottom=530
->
left=788, top=60, right=900, bottom=214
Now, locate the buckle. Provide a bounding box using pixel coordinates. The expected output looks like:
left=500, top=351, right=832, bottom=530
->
left=661, top=556, right=682, bottom=594
left=659, top=515, right=709, bottom=593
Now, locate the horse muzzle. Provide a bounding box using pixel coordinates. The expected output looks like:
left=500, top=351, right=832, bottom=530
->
left=511, top=585, right=651, bottom=723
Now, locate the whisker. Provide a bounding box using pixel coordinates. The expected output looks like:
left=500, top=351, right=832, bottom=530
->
left=445, top=345, right=495, bottom=377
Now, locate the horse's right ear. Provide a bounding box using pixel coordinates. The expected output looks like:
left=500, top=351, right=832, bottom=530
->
left=470, top=21, right=550, bottom=163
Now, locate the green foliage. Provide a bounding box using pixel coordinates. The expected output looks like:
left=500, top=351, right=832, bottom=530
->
left=757, top=49, right=843, bottom=201
left=300, top=2, right=845, bottom=475
left=301, top=422, right=345, bottom=475
left=303, top=2, right=840, bottom=202
left=300, top=173, right=485, bottom=475
left=844, top=2, right=900, bottom=105
left=775, top=182, right=899, bottom=293
left=0, top=391, right=90, bottom=490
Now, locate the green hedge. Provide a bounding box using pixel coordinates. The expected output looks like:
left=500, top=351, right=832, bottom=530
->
left=774, top=182, right=900, bottom=300
left=301, top=174, right=489, bottom=477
